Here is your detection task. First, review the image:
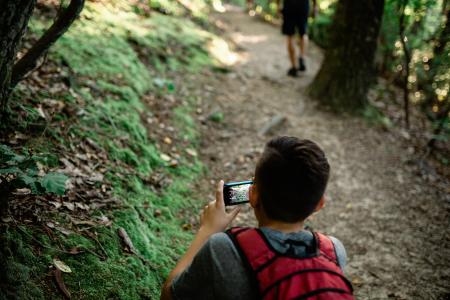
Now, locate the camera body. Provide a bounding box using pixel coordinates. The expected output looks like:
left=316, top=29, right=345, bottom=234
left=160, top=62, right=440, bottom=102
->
left=223, top=180, right=253, bottom=206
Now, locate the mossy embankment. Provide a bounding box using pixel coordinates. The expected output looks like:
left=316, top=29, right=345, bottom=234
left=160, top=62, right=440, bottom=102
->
left=0, top=1, right=229, bottom=299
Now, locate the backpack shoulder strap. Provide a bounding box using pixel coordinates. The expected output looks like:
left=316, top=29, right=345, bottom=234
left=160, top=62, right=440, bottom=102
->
left=226, top=227, right=275, bottom=297
left=314, top=232, right=339, bottom=265
left=226, top=227, right=277, bottom=272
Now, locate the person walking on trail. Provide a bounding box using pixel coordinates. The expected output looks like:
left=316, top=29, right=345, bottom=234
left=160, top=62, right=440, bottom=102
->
left=277, top=0, right=316, bottom=77
left=160, top=136, right=355, bottom=300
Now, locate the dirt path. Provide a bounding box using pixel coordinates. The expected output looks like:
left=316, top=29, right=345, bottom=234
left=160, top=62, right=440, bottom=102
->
left=190, top=7, right=449, bottom=299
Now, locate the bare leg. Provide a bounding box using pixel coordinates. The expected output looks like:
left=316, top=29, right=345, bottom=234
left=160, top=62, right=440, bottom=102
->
left=298, top=34, right=308, bottom=59
left=287, top=36, right=296, bottom=68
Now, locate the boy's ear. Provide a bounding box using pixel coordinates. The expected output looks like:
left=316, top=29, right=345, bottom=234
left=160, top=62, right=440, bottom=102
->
left=249, top=183, right=259, bottom=208
left=314, top=196, right=326, bottom=212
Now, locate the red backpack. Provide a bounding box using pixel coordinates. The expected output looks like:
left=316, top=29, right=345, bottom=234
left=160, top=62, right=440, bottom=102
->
left=226, top=227, right=355, bottom=300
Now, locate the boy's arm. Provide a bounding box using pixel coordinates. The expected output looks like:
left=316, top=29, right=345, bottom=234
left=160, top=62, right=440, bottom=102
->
left=160, top=180, right=241, bottom=300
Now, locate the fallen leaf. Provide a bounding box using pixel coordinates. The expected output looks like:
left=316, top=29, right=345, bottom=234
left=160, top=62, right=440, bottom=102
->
left=153, top=209, right=162, bottom=217
left=54, top=226, right=74, bottom=236
left=54, top=268, right=71, bottom=299
left=63, top=202, right=75, bottom=211
left=186, top=149, right=197, bottom=157
left=37, top=105, right=47, bottom=119
left=75, top=202, right=89, bottom=210
left=160, top=153, right=171, bottom=161
left=97, top=215, right=112, bottom=226
left=12, top=188, right=31, bottom=195
left=163, top=137, right=172, bottom=144
left=351, top=276, right=364, bottom=287
left=49, top=201, right=62, bottom=209
left=118, top=227, right=136, bottom=253
left=46, top=222, right=55, bottom=228
left=71, top=219, right=97, bottom=226
left=68, top=247, right=83, bottom=255
left=53, top=258, right=72, bottom=273
left=1, top=216, right=13, bottom=223
left=87, top=173, right=103, bottom=183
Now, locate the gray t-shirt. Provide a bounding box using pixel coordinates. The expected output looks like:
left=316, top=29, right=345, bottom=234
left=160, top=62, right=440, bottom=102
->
left=171, top=228, right=347, bottom=300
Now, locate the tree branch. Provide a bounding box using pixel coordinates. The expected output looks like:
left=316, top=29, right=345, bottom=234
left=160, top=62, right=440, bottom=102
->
left=10, top=0, right=85, bottom=87
left=399, top=0, right=410, bottom=128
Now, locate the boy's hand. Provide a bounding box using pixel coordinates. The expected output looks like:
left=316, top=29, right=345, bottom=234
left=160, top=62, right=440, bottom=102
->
left=199, top=180, right=241, bottom=235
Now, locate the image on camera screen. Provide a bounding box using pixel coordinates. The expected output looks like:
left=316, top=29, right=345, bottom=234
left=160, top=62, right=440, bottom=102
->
left=229, top=185, right=250, bottom=204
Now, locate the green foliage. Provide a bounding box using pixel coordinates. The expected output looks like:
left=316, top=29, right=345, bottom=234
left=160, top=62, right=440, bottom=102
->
left=0, top=145, right=68, bottom=195
left=362, top=105, right=393, bottom=128
left=308, top=1, right=337, bottom=48
left=379, top=0, right=449, bottom=138
left=40, top=173, right=68, bottom=196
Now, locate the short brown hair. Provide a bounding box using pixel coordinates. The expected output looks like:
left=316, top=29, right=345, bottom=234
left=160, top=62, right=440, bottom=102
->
left=255, top=137, right=330, bottom=223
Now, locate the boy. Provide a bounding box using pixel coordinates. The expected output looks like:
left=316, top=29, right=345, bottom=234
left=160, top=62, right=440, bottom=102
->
left=277, top=0, right=316, bottom=77
left=161, top=137, right=354, bottom=300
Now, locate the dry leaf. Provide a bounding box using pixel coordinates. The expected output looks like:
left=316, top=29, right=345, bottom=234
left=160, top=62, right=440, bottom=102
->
left=12, top=188, right=31, bottom=195
left=54, top=226, right=74, bottom=236
left=68, top=247, right=82, bottom=255
left=163, top=137, right=172, bottom=144
left=71, top=219, right=97, bottom=226
left=49, top=201, right=62, bottom=209
left=63, top=202, right=75, bottom=211
left=37, top=105, right=47, bottom=119
left=97, top=216, right=112, bottom=226
left=160, top=153, right=171, bottom=161
left=186, top=148, right=197, bottom=157
left=53, top=258, right=72, bottom=273
left=1, top=216, right=13, bottom=223
left=47, top=222, right=55, bottom=228
left=75, top=202, right=89, bottom=210
left=118, top=227, right=136, bottom=253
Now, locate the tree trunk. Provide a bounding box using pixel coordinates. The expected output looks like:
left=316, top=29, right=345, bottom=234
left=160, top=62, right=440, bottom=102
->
left=399, top=0, right=411, bottom=128
left=0, top=0, right=37, bottom=117
left=0, top=0, right=84, bottom=123
left=11, top=0, right=85, bottom=87
left=308, top=0, right=385, bottom=112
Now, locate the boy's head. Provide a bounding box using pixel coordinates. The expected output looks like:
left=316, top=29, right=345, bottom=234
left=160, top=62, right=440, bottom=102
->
left=252, top=136, right=330, bottom=223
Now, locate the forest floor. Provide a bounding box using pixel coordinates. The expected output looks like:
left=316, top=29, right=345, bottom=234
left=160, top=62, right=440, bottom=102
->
left=190, top=7, right=450, bottom=299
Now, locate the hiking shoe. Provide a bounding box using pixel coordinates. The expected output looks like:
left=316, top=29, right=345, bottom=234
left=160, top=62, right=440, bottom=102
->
left=287, top=67, right=297, bottom=77
left=298, top=57, right=306, bottom=71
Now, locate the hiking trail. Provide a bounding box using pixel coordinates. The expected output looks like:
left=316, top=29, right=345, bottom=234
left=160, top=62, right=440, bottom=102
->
left=187, top=7, right=450, bottom=299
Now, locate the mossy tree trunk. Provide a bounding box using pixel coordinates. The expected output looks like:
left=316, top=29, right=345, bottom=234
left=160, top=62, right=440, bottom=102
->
left=309, top=0, right=385, bottom=112
left=0, top=0, right=37, bottom=116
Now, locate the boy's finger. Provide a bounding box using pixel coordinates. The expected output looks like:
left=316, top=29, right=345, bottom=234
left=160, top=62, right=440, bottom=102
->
left=228, top=206, right=241, bottom=220
left=216, top=180, right=225, bottom=208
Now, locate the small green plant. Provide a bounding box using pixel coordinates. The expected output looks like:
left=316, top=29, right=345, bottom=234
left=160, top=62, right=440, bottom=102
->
left=0, top=145, right=68, bottom=196
left=208, top=111, right=224, bottom=123
left=362, top=105, right=393, bottom=128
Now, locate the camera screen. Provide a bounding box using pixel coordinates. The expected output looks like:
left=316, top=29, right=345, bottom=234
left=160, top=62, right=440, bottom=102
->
left=227, top=184, right=250, bottom=204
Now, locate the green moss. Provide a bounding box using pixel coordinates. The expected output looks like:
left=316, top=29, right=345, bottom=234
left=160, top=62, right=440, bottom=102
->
left=1, top=0, right=222, bottom=298
left=173, top=106, right=199, bottom=143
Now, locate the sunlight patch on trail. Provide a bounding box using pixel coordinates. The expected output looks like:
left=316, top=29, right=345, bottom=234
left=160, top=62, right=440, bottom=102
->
left=208, top=38, right=245, bottom=66
left=232, top=33, right=268, bottom=44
